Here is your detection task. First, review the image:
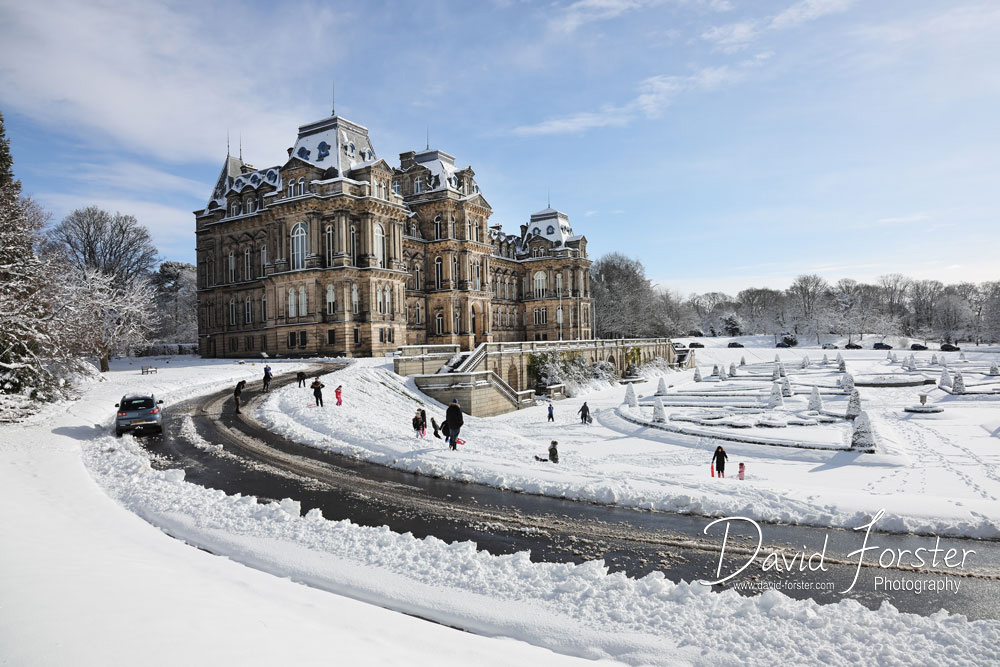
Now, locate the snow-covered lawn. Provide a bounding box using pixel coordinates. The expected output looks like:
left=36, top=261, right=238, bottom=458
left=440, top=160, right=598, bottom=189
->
left=259, top=340, right=1000, bottom=538
left=3, top=352, right=1000, bottom=666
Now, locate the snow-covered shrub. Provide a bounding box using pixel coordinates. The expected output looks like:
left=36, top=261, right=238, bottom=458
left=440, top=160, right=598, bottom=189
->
left=989, top=363, right=1000, bottom=377
left=774, top=354, right=781, bottom=363
left=656, top=377, right=668, bottom=395
left=800, top=356, right=810, bottom=369
left=531, top=352, right=618, bottom=397
left=841, top=373, right=855, bottom=392
left=778, top=362, right=787, bottom=377
left=836, top=352, right=844, bottom=364
left=739, top=356, right=746, bottom=366
left=767, top=382, right=784, bottom=409
left=960, top=352, right=967, bottom=362
left=718, top=365, right=728, bottom=381
left=939, top=368, right=952, bottom=389
left=652, top=398, right=666, bottom=423
left=771, top=366, right=780, bottom=381
left=694, top=367, right=702, bottom=382
left=728, top=362, right=737, bottom=377
left=851, top=411, right=876, bottom=450
left=781, top=333, right=798, bottom=347
left=846, top=390, right=862, bottom=420
left=952, top=373, right=966, bottom=394
left=822, top=354, right=829, bottom=365
left=624, top=383, right=638, bottom=408
left=931, top=354, right=939, bottom=365
left=781, top=377, right=792, bottom=397
left=838, top=358, right=847, bottom=373
left=712, top=364, right=719, bottom=377
left=808, top=386, right=823, bottom=412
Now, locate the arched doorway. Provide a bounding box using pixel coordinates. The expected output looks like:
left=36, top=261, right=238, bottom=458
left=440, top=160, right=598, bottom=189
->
left=471, top=307, right=476, bottom=335
left=507, top=363, right=519, bottom=391
left=607, top=354, right=616, bottom=370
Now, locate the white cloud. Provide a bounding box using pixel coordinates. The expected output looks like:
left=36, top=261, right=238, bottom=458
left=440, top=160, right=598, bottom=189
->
left=701, top=0, right=854, bottom=50
left=549, top=0, right=645, bottom=34
left=66, top=162, right=209, bottom=200
left=874, top=213, right=931, bottom=225
left=700, top=21, right=759, bottom=52
left=511, top=53, right=770, bottom=135
left=770, top=0, right=854, bottom=30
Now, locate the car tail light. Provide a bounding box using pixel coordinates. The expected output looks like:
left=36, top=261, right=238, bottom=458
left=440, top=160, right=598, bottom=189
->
left=148, top=407, right=160, bottom=415
left=117, top=412, right=127, bottom=417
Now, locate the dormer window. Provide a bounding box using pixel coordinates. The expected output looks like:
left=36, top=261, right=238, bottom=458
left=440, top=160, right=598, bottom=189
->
left=532, top=227, right=540, bottom=235
left=393, top=181, right=400, bottom=195
left=546, top=225, right=554, bottom=235
left=414, top=177, right=423, bottom=194
left=231, top=202, right=240, bottom=216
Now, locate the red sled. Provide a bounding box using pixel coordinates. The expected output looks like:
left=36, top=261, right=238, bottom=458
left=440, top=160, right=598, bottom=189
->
left=456, top=438, right=466, bottom=445
left=711, top=463, right=715, bottom=478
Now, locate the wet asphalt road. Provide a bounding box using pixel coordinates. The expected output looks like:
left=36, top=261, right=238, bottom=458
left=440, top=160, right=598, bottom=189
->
left=139, top=364, right=1000, bottom=621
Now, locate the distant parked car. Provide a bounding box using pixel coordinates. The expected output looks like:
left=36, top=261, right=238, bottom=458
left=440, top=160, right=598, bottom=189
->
left=940, top=343, right=961, bottom=352
left=727, top=342, right=744, bottom=348
left=115, top=393, right=164, bottom=436
left=910, top=343, right=928, bottom=351
left=845, top=343, right=862, bottom=350
left=873, top=343, right=893, bottom=350
left=689, top=342, right=705, bottom=348
left=821, top=343, right=839, bottom=350
left=672, top=342, right=687, bottom=349
left=775, top=342, right=790, bottom=348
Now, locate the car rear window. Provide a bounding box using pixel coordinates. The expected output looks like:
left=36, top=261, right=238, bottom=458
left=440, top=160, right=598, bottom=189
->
left=121, top=397, right=155, bottom=410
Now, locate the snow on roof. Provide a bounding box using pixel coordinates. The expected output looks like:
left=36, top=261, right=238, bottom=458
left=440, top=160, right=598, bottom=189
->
left=288, top=115, right=376, bottom=176
left=413, top=149, right=460, bottom=193
left=525, top=207, right=574, bottom=245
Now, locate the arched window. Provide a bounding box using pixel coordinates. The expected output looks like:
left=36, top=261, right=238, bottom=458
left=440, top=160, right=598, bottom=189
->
left=414, top=264, right=422, bottom=290
left=290, top=223, right=307, bottom=270
left=297, top=177, right=305, bottom=196
left=384, top=286, right=391, bottom=315
left=229, top=298, right=236, bottom=325
left=231, top=202, right=240, bottom=217
left=547, top=225, right=554, bottom=235
left=416, top=303, right=422, bottom=324
left=533, top=271, right=547, bottom=299
left=228, top=252, right=235, bottom=282
left=325, top=225, right=334, bottom=267
left=298, top=286, right=307, bottom=316
left=350, top=225, right=358, bottom=266
left=373, top=223, right=386, bottom=268
left=288, top=288, right=297, bottom=318
left=260, top=245, right=267, bottom=277
left=474, top=261, right=481, bottom=291
left=244, top=248, right=251, bottom=280
left=261, top=293, right=267, bottom=321
left=450, top=218, right=456, bottom=238
left=414, top=176, right=423, bottom=193
left=555, top=273, right=563, bottom=295
left=434, top=257, right=442, bottom=290
left=287, top=182, right=295, bottom=198
left=454, top=311, right=460, bottom=334
left=377, top=283, right=384, bottom=314
left=557, top=307, right=563, bottom=325
left=245, top=296, right=252, bottom=323
left=246, top=198, right=255, bottom=214
left=326, top=284, right=335, bottom=315
left=392, top=180, right=400, bottom=195
left=466, top=220, right=471, bottom=239
left=434, top=216, right=441, bottom=240
left=435, top=313, right=443, bottom=335
left=351, top=283, right=359, bottom=314
left=452, top=256, right=458, bottom=284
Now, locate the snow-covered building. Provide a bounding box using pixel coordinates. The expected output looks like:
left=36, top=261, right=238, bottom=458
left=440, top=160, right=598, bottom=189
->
left=194, top=110, right=592, bottom=358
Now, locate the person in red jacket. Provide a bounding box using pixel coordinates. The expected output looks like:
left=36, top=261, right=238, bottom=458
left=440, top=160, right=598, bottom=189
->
left=335, top=385, right=343, bottom=406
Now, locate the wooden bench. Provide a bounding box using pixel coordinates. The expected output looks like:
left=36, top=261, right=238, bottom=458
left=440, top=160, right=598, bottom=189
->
left=141, top=366, right=157, bottom=375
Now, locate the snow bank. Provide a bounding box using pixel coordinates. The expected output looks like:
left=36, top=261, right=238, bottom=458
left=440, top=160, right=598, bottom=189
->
left=81, top=435, right=1000, bottom=666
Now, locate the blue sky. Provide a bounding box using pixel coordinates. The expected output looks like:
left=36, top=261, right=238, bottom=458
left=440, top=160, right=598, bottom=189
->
left=1, top=0, right=997, bottom=294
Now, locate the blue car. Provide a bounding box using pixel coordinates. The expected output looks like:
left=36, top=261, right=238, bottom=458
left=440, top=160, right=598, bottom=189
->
left=115, top=394, right=164, bottom=436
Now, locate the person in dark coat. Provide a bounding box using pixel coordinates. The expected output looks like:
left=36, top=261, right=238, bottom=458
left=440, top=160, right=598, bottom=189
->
left=577, top=402, right=590, bottom=424
left=297, top=371, right=307, bottom=388
left=535, top=440, right=559, bottom=463
left=262, top=365, right=273, bottom=392
left=310, top=377, right=325, bottom=407
left=445, top=398, right=464, bottom=450
left=430, top=416, right=442, bottom=439
left=712, top=445, right=729, bottom=478
left=233, top=380, right=247, bottom=414
left=419, top=409, right=428, bottom=437
left=412, top=411, right=425, bottom=437
left=547, top=403, right=554, bottom=422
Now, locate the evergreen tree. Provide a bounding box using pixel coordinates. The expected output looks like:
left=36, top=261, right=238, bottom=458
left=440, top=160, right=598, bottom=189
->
left=808, top=385, right=823, bottom=412
left=652, top=397, right=666, bottom=422
left=694, top=367, right=702, bottom=382
left=838, top=357, right=847, bottom=373
left=851, top=411, right=875, bottom=450
left=781, top=376, right=792, bottom=397
left=846, top=389, right=862, bottom=419
left=624, top=382, right=638, bottom=407
left=767, top=381, right=784, bottom=409
left=841, top=373, right=855, bottom=392
left=939, top=368, right=952, bottom=388
left=952, top=372, right=966, bottom=394
left=728, top=362, right=737, bottom=377
left=989, top=363, right=999, bottom=377
left=656, top=377, right=668, bottom=395
left=0, top=112, right=15, bottom=190
left=740, top=356, right=746, bottom=366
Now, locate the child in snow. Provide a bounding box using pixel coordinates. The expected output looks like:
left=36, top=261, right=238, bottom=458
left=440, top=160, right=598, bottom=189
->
left=712, top=445, right=728, bottom=478
left=534, top=441, right=559, bottom=463
left=412, top=411, right=425, bottom=437
left=419, top=409, right=428, bottom=437
left=262, top=364, right=272, bottom=392
left=430, top=417, right=442, bottom=439
left=297, top=371, right=307, bottom=388
left=310, top=377, right=325, bottom=407
left=233, top=380, right=247, bottom=414
left=547, top=403, right=554, bottom=422
left=335, top=385, right=343, bottom=406
left=578, top=402, right=590, bottom=424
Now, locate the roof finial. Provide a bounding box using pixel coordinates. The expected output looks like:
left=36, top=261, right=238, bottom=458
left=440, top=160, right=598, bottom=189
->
left=331, top=81, right=336, bottom=116
left=426, top=124, right=430, bottom=151
left=547, top=188, right=550, bottom=208
left=226, top=129, right=230, bottom=157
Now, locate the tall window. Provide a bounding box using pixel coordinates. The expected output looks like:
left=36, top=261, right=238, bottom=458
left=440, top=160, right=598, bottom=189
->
left=474, top=261, right=481, bottom=291
left=350, top=225, right=358, bottom=266
left=326, top=225, right=334, bottom=267
left=326, top=284, right=335, bottom=315
left=452, top=256, right=459, bottom=285
left=454, top=311, right=460, bottom=334
left=288, top=288, right=297, bottom=318
left=351, top=283, right=359, bottom=314
left=434, top=216, right=442, bottom=240
left=434, top=257, right=442, bottom=290
left=229, top=298, right=236, bottom=325
left=384, top=286, right=391, bottom=315
left=245, top=297, right=252, bottom=324
left=392, top=180, right=400, bottom=195
left=287, top=182, right=295, bottom=198
left=416, top=303, right=422, bottom=324
left=435, top=313, right=443, bottom=335
left=533, top=271, right=547, bottom=299
left=298, top=286, right=307, bottom=316
left=229, top=252, right=235, bottom=283
left=414, top=265, right=422, bottom=290
left=231, top=202, right=240, bottom=217
left=244, top=248, right=251, bottom=280
left=377, top=284, right=384, bottom=314
left=260, top=245, right=267, bottom=277
left=373, top=224, right=386, bottom=268
left=246, top=198, right=255, bottom=214
left=555, top=273, right=563, bottom=296
left=261, top=293, right=267, bottom=321
left=290, top=223, right=307, bottom=271
left=297, top=178, right=305, bottom=196
left=414, top=176, right=423, bottom=193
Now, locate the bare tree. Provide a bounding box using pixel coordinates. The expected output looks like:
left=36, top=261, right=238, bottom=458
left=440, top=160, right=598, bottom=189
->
left=590, top=253, right=656, bottom=338
left=787, top=274, right=830, bottom=344
left=878, top=273, right=911, bottom=320
left=151, top=261, right=197, bottom=343
left=47, top=207, right=158, bottom=287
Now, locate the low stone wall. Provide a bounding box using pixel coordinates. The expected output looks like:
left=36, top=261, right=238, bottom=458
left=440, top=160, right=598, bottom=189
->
left=393, top=344, right=461, bottom=376
left=413, top=371, right=535, bottom=417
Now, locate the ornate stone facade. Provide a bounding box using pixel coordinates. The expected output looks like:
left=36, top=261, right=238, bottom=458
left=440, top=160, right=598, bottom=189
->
left=194, top=112, right=592, bottom=358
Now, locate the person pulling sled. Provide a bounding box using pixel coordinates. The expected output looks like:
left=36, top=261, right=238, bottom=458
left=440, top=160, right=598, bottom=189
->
left=534, top=440, right=559, bottom=463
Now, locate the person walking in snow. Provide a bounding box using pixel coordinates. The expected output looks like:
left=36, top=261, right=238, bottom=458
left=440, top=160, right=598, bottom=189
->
left=430, top=416, right=442, bottom=439
left=233, top=380, right=247, bottom=414
left=577, top=402, right=590, bottom=424
left=446, top=398, right=464, bottom=451
left=712, top=445, right=729, bottom=478
left=419, top=409, right=428, bottom=437
left=335, top=385, right=343, bottom=406
left=262, top=364, right=273, bottom=392
left=535, top=440, right=559, bottom=463
left=311, top=377, right=325, bottom=407
left=412, top=411, right=425, bottom=437
left=296, top=371, right=307, bottom=388
left=547, top=403, right=554, bottom=422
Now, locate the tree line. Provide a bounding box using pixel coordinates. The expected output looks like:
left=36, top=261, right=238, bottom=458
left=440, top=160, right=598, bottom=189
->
left=590, top=252, right=1000, bottom=345
left=0, top=111, right=195, bottom=410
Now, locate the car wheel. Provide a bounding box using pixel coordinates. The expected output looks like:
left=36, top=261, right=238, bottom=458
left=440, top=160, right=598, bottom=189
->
left=115, top=428, right=123, bottom=437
